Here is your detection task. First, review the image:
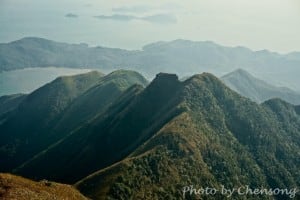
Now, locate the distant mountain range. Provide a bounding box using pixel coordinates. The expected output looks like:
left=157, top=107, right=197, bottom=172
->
left=221, top=69, right=300, bottom=104
left=1, top=37, right=300, bottom=91
left=0, top=70, right=299, bottom=199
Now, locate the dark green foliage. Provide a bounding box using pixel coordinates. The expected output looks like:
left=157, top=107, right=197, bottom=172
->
left=295, top=105, right=300, bottom=115
left=1, top=70, right=147, bottom=183
left=0, top=70, right=147, bottom=173
left=0, top=94, right=27, bottom=126
left=0, top=70, right=299, bottom=200
left=15, top=73, right=180, bottom=183
left=77, top=72, right=299, bottom=200
left=53, top=70, right=148, bottom=134
left=0, top=94, right=27, bottom=116
left=0, top=71, right=104, bottom=170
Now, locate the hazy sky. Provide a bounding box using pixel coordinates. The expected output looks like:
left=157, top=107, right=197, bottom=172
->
left=0, top=0, right=300, bottom=53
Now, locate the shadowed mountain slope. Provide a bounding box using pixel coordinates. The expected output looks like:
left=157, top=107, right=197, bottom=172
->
left=0, top=70, right=148, bottom=173
left=52, top=70, right=148, bottom=134
left=0, top=70, right=299, bottom=200
left=0, top=94, right=27, bottom=125
left=0, top=71, right=104, bottom=171
left=0, top=94, right=27, bottom=116
left=75, top=73, right=300, bottom=200
left=15, top=73, right=182, bottom=183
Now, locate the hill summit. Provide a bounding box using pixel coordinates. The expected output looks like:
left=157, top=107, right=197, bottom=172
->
left=222, top=68, right=300, bottom=104
left=0, top=70, right=299, bottom=200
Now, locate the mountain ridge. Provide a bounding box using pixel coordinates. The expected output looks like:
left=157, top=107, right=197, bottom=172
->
left=0, top=70, right=299, bottom=199
left=74, top=72, right=299, bottom=199
left=0, top=70, right=148, bottom=172
left=1, top=37, right=300, bottom=91
left=221, top=68, right=300, bottom=104
left=14, top=72, right=184, bottom=183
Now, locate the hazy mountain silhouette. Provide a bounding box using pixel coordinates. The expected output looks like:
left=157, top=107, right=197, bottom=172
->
left=1, top=37, right=300, bottom=90
left=221, top=69, right=300, bottom=104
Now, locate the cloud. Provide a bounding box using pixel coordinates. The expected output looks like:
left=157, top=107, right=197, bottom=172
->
left=112, top=3, right=181, bottom=14
left=143, top=14, right=177, bottom=24
left=94, top=14, right=136, bottom=21
left=94, top=14, right=177, bottom=24
left=112, top=5, right=153, bottom=13
left=65, top=13, right=78, bottom=18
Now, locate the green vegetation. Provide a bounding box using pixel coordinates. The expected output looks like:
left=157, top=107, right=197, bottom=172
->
left=0, top=71, right=104, bottom=171
left=0, top=173, right=87, bottom=200
left=0, top=94, right=27, bottom=125
left=0, top=94, right=26, bottom=116
left=0, top=70, right=299, bottom=200
left=52, top=69, right=148, bottom=134
left=0, top=70, right=147, bottom=173
left=76, top=73, right=299, bottom=200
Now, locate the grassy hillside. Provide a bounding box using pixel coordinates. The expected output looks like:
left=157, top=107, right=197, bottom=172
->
left=0, top=67, right=92, bottom=96
left=0, top=94, right=27, bottom=116
left=0, top=70, right=148, bottom=178
left=76, top=73, right=299, bottom=200
left=0, top=173, right=87, bottom=200
left=0, top=94, right=27, bottom=127
left=53, top=70, right=148, bottom=134
left=0, top=70, right=299, bottom=199
left=15, top=82, right=155, bottom=182
left=0, top=71, right=104, bottom=170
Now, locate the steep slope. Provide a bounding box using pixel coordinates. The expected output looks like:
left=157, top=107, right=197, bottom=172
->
left=52, top=70, right=148, bottom=134
left=1, top=71, right=299, bottom=199
left=15, top=73, right=184, bottom=183
left=0, top=67, right=92, bottom=96
left=0, top=94, right=27, bottom=126
left=0, top=71, right=104, bottom=171
left=75, top=73, right=300, bottom=200
left=295, top=105, right=300, bottom=115
left=221, top=69, right=300, bottom=104
left=0, top=70, right=148, bottom=174
left=262, top=98, right=300, bottom=147
left=0, top=94, right=27, bottom=116
left=0, top=173, right=87, bottom=200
